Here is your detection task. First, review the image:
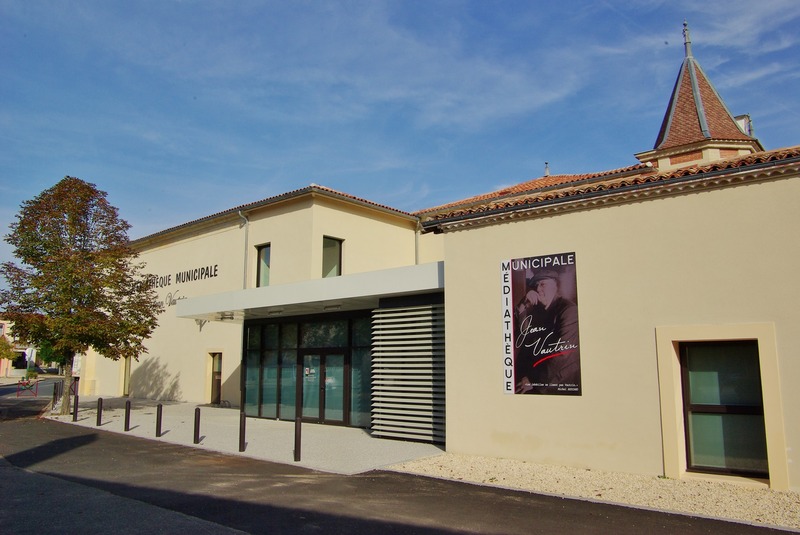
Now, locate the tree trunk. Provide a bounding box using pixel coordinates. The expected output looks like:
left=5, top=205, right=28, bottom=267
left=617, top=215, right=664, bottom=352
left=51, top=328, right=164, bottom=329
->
left=59, top=356, right=75, bottom=416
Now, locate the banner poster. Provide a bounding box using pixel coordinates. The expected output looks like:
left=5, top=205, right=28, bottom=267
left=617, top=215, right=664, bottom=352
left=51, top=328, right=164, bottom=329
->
left=501, top=252, right=581, bottom=395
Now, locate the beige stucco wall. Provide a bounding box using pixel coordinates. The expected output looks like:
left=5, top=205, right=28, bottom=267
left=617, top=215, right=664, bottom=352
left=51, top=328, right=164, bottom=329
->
left=247, top=197, right=315, bottom=284
left=81, top=218, right=245, bottom=403
left=245, top=195, right=421, bottom=285
left=417, top=231, right=444, bottom=264
left=307, top=196, right=418, bottom=278
left=442, top=176, right=800, bottom=490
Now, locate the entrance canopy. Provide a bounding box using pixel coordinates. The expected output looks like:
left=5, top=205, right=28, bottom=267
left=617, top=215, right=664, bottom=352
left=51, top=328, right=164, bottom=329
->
left=175, top=261, right=444, bottom=322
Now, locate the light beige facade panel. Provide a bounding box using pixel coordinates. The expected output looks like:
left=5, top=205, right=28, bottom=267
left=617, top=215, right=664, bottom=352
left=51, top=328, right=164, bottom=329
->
left=308, top=197, right=418, bottom=277
left=442, top=177, right=800, bottom=486
left=84, top=221, right=246, bottom=402
left=127, top=317, right=242, bottom=404
left=79, top=322, right=242, bottom=404
left=79, top=349, right=116, bottom=395
left=246, top=197, right=315, bottom=285
left=417, top=231, right=445, bottom=264
left=141, top=222, right=244, bottom=297
left=136, top=223, right=246, bottom=403
left=243, top=195, right=420, bottom=286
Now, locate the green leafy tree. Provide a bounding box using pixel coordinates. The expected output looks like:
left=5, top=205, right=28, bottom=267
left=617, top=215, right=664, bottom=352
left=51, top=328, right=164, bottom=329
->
left=0, top=177, right=163, bottom=414
left=36, top=339, right=69, bottom=370
left=0, top=336, right=16, bottom=361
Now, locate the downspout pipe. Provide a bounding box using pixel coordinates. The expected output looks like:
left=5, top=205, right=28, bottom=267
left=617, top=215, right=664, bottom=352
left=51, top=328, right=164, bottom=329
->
left=414, top=219, right=421, bottom=265
left=238, top=211, right=249, bottom=290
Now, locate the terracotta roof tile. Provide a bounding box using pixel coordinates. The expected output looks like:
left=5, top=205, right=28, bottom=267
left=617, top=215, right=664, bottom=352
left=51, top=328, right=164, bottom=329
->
left=415, top=163, right=650, bottom=215
left=654, top=56, right=755, bottom=150
left=421, top=145, right=800, bottom=223
left=415, top=163, right=649, bottom=215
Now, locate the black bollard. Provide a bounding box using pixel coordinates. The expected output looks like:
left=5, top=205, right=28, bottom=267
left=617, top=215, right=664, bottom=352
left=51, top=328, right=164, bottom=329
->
left=52, top=380, right=62, bottom=408
left=238, top=411, right=246, bottom=452
left=156, top=403, right=163, bottom=437
left=294, top=416, right=302, bottom=462
left=193, top=407, right=201, bottom=444
left=96, top=398, right=103, bottom=426
left=124, top=400, right=131, bottom=432
left=72, top=377, right=80, bottom=422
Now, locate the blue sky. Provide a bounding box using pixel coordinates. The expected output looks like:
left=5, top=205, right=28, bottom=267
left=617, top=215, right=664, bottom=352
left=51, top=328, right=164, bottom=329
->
left=2, top=1, right=799, bottom=267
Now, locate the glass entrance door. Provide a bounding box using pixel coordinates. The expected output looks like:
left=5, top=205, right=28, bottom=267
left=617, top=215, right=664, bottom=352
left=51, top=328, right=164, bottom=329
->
left=325, top=354, right=344, bottom=422
left=302, top=354, right=321, bottom=419
left=301, top=352, right=345, bottom=423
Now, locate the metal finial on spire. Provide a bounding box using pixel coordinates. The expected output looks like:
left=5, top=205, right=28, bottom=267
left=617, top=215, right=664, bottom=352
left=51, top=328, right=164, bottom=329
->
left=683, top=20, right=693, bottom=57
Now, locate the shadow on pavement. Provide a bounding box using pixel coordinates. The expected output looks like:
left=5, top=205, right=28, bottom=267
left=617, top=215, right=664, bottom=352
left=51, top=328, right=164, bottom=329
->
left=3, top=433, right=98, bottom=469
left=30, top=472, right=467, bottom=535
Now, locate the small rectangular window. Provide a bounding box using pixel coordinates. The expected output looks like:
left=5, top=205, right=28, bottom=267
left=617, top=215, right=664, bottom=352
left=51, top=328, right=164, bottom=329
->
left=322, top=237, right=342, bottom=278
left=680, top=340, right=768, bottom=478
left=257, top=244, right=271, bottom=287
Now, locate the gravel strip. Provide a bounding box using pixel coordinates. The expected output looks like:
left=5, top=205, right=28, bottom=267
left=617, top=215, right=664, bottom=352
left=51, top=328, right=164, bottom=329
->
left=388, top=453, right=800, bottom=531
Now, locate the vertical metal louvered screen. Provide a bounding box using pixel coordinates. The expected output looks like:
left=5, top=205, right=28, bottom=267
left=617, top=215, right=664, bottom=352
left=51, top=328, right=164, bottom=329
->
left=371, top=304, right=445, bottom=443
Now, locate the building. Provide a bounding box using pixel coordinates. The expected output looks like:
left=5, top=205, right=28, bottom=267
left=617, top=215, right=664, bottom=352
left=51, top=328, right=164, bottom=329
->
left=91, top=187, right=447, bottom=444
left=79, top=25, right=799, bottom=491
left=0, top=319, right=37, bottom=378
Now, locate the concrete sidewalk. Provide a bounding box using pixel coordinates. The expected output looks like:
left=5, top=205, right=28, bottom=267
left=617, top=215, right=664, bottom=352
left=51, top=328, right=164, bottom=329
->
left=46, top=394, right=444, bottom=475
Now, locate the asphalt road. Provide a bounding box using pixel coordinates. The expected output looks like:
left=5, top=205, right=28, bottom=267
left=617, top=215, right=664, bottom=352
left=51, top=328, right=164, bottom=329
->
left=0, top=386, right=790, bottom=534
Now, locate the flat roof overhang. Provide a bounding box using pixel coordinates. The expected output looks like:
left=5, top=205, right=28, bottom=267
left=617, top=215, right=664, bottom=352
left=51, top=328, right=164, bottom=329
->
left=175, top=261, right=444, bottom=322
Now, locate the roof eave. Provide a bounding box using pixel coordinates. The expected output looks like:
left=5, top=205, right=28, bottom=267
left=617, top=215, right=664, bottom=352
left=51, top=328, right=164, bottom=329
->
left=131, top=185, right=416, bottom=249
left=424, top=150, right=800, bottom=233
left=416, top=164, right=650, bottom=218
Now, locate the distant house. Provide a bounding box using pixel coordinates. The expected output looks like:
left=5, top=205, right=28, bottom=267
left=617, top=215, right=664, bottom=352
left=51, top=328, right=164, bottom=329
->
left=0, top=320, right=35, bottom=377
left=77, top=25, right=800, bottom=491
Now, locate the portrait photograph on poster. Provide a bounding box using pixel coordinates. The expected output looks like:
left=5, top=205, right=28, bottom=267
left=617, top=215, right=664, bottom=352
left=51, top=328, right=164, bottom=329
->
left=501, top=252, right=581, bottom=395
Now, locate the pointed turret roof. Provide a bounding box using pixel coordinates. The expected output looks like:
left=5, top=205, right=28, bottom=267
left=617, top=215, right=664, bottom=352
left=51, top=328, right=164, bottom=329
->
left=654, top=22, right=756, bottom=149
left=636, top=22, right=763, bottom=169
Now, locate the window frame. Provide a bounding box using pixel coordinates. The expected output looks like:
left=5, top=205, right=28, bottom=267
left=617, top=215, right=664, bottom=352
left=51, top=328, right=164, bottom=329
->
left=655, top=323, right=789, bottom=489
left=679, top=340, right=767, bottom=478
left=322, top=236, right=343, bottom=278
left=256, top=243, right=271, bottom=287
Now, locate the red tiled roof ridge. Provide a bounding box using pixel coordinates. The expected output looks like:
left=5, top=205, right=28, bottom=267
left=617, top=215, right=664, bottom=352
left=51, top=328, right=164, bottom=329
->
left=415, top=163, right=649, bottom=215
left=422, top=145, right=800, bottom=222
left=659, top=144, right=800, bottom=179
left=224, top=183, right=413, bottom=217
